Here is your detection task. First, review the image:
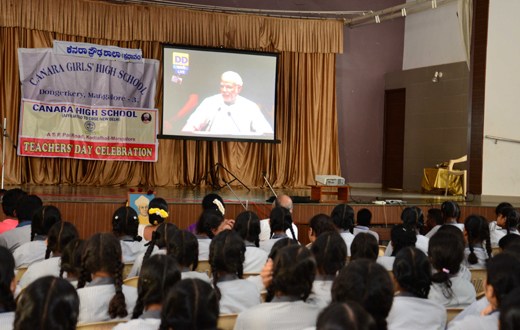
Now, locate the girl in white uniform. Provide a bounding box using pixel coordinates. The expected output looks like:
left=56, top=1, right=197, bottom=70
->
left=209, top=230, right=261, bottom=314
left=140, top=197, right=170, bottom=241
left=169, top=230, right=210, bottom=282
left=76, top=233, right=138, bottom=324
left=379, top=224, right=417, bottom=271
left=0, top=247, right=16, bottom=330
left=112, top=206, right=147, bottom=263
left=464, top=215, right=492, bottom=269
left=114, top=254, right=181, bottom=330
left=233, top=211, right=269, bottom=273
left=59, top=238, right=85, bottom=286
left=350, top=232, right=379, bottom=262
left=195, top=208, right=232, bottom=260
left=331, top=203, right=355, bottom=255
left=385, top=207, right=429, bottom=256
left=489, top=202, right=512, bottom=247
left=426, top=201, right=464, bottom=238
left=260, top=206, right=298, bottom=253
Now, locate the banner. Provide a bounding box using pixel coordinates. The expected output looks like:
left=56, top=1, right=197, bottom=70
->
left=17, top=42, right=159, bottom=161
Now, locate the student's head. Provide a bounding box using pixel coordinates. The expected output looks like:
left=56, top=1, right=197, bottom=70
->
left=393, top=247, right=431, bottom=298
left=390, top=224, right=417, bottom=256
left=15, top=194, right=43, bottom=222
left=357, top=208, right=372, bottom=227
left=143, top=222, right=178, bottom=263
left=499, top=234, right=520, bottom=251
left=196, top=209, right=225, bottom=239
left=202, top=193, right=226, bottom=216
left=160, top=278, right=219, bottom=330
left=428, top=230, right=464, bottom=295
left=45, top=221, right=79, bottom=259
left=78, top=233, right=128, bottom=319
left=503, top=207, right=520, bottom=234
left=132, top=254, right=181, bottom=319
left=220, top=71, right=243, bottom=104
left=0, top=246, right=16, bottom=312
left=14, top=276, right=79, bottom=330
left=485, top=253, right=520, bottom=310
left=426, top=208, right=443, bottom=226
left=311, top=231, right=347, bottom=276
left=1, top=188, right=26, bottom=217
left=350, top=232, right=379, bottom=262
left=59, top=238, right=85, bottom=280
left=269, top=206, right=296, bottom=240
left=331, top=203, right=355, bottom=232
left=234, top=211, right=261, bottom=247
left=267, top=237, right=300, bottom=259
left=308, top=213, right=336, bottom=242
left=112, top=206, right=141, bottom=241
left=464, top=214, right=492, bottom=264
left=268, top=245, right=316, bottom=302
left=441, top=201, right=460, bottom=223
left=401, top=206, right=423, bottom=232
left=209, top=230, right=245, bottom=298
left=31, top=205, right=61, bottom=241
left=332, top=259, right=393, bottom=330
left=499, top=286, right=520, bottom=330
left=168, top=230, right=199, bottom=271
left=317, top=301, right=377, bottom=330
left=148, top=197, right=169, bottom=226
left=496, top=202, right=513, bottom=225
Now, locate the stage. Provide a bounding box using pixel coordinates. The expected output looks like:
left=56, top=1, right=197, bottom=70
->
left=5, top=184, right=506, bottom=245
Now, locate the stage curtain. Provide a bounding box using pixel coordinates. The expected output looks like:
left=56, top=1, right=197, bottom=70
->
left=0, top=0, right=342, bottom=188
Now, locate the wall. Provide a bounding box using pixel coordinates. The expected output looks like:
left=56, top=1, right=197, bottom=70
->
left=482, top=0, right=520, bottom=197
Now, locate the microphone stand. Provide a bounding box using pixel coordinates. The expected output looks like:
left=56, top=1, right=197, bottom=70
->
left=224, top=180, right=248, bottom=211
left=263, top=172, right=277, bottom=198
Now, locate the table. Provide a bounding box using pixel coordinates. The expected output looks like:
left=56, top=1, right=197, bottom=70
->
left=309, top=185, right=350, bottom=202
left=421, top=167, right=463, bottom=195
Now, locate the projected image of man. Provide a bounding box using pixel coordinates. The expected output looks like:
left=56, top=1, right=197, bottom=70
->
left=181, top=71, right=274, bottom=135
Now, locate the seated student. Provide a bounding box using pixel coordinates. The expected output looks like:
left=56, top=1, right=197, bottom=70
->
left=127, top=222, right=178, bottom=278
left=351, top=232, right=379, bottom=262
left=195, top=209, right=232, bottom=261
left=140, top=197, right=170, bottom=241
left=114, top=255, right=181, bottom=330
left=427, top=230, right=476, bottom=307
left=0, top=188, right=26, bottom=235
left=209, top=230, right=260, bottom=314
left=422, top=207, right=442, bottom=236
left=499, top=233, right=520, bottom=251
left=426, top=201, right=463, bottom=238
left=306, top=213, right=336, bottom=248
left=168, top=230, right=210, bottom=282
left=502, top=207, right=520, bottom=235
left=13, top=205, right=62, bottom=268
left=489, top=202, right=513, bottom=247
left=385, top=207, right=429, bottom=256
left=160, top=278, right=219, bottom=330
left=386, top=247, right=446, bottom=330
left=435, top=225, right=471, bottom=281
left=377, top=224, right=417, bottom=271
left=307, top=231, right=347, bottom=308
left=76, top=233, right=138, bottom=324
left=14, top=276, right=79, bottom=330
left=259, top=206, right=297, bottom=253
left=354, top=208, right=379, bottom=242
left=233, top=211, right=269, bottom=273
left=464, top=215, right=493, bottom=269
left=19, top=221, right=79, bottom=288
left=59, top=238, right=85, bottom=286
left=330, top=203, right=356, bottom=256
left=499, top=286, right=520, bottom=330
left=235, top=245, right=321, bottom=330
left=449, top=253, right=520, bottom=330
left=316, top=301, right=377, bottom=330
left=259, top=194, right=299, bottom=241
left=0, top=246, right=16, bottom=327
left=0, top=195, right=42, bottom=253
left=112, top=206, right=146, bottom=263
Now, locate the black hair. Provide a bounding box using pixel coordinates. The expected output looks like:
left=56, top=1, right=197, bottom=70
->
left=14, top=276, right=79, bottom=330
left=267, top=245, right=316, bottom=302
left=148, top=197, right=169, bottom=226
left=209, top=230, right=245, bottom=300
left=168, top=230, right=199, bottom=271
left=159, top=278, right=219, bottom=330
left=132, top=254, right=181, bottom=319
left=393, top=247, right=432, bottom=299
left=60, top=238, right=85, bottom=280
left=427, top=208, right=443, bottom=226
left=401, top=206, right=423, bottom=232
left=357, top=208, right=372, bottom=227
left=45, top=222, right=79, bottom=259
left=267, top=237, right=300, bottom=260
left=441, top=201, right=461, bottom=223
left=308, top=213, right=336, bottom=238
left=15, top=194, right=43, bottom=222
left=332, top=260, right=393, bottom=330
left=464, top=214, right=492, bottom=265
left=496, top=202, right=513, bottom=216
left=390, top=224, right=417, bottom=256
left=112, top=206, right=142, bottom=241
left=310, top=231, right=347, bottom=275
left=428, top=230, right=465, bottom=299
left=487, top=253, right=520, bottom=307
left=0, top=246, right=15, bottom=312
left=499, top=234, right=520, bottom=251
left=1, top=188, right=26, bottom=217
left=500, top=286, right=520, bottom=330
left=196, top=209, right=224, bottom=239
left=317, top=301, right=377, bottom=330
left=331, top=203, right=355, bottom=233
left=350, top=232, right=379, bottom=262
left=143, top=222, right=178, bottom=264
left=503, top=208, right=520, bottom=235
left=201, top=193, right=225, bottom=215
left=269, top=206, right=296, bottom=240
left=77, top=233, right=127, bottom=319
left=31, top=205, right=61, bottom=241
left=234, top=211, right=261, bottom=247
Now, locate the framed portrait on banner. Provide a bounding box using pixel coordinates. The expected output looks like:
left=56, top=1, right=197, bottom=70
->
left=128, top=193, right=155, bottom=225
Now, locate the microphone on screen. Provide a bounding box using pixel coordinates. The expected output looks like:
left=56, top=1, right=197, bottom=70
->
left=228, top=111, right=241, bottom=132
left=206, top=107, right=221, bottom=132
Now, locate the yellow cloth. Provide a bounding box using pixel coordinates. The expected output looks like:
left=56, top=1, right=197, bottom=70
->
left=421, top=168, right=463, bottom=195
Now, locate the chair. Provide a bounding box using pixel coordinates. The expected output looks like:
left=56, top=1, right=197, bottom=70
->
left=15, top=267, right=28, bottom=283
left=76, top=320, right=126, bottom=329
left=470, top=268, right=486, bottom=297
left=446, top=307, right=464, bottom=322
left=123, top=276, right=139, bottom=288
left=242, top=272, right=260, bottom=279
left=378, top=245, right=387, bottom=257
left=444, top=155, right=467, bottom=197
left=217, top=313, right=238, bottom=330
left=196, top=260, right=211, bottom=276
left=122, top=263, right=133, bottom=279
left=492, top=246, right=501, bottom=256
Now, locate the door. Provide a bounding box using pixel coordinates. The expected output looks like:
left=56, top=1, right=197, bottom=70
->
left=383, top=88, right=405, bottom=190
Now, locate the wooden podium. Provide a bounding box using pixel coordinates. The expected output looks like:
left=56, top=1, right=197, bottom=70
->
left=309, top=185, right=350, bottom=203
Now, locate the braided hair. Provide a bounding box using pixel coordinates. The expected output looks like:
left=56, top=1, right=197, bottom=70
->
left=196, top=209, right=225, bottom=239
left=143, top=222, right=178, bottom=265
left=503, top=208, right=520, bottom=234
left=464, top=215, right=492, bottom=265
left=0, top=246, right=15, bottom=312
left=30, top=205, right=61, bottom=241
left=148, top=197, right=169, bottom=226
left=401, top=206, right=424, bottom=233
left=310, top=231, right=347, bottom=275
left=393, top=247, right=432, bottom=299
left=77, top=233, right=128, bottom=319
left=390, top=224, right=417, bottom=256
left=331, top=203, right=355, bottom=233
left=234, top=211, right=261, bottom=247
left=112, top=206, right=142, bottom=242
left=45, top=222, right=79, bottom=259
left=269, top=206, right=296, bottom=240
left=209, top=230, right=245, bottom=300
left=60, top=238, right=85, bottom=280
left=168, top=230, right=199, bottom=271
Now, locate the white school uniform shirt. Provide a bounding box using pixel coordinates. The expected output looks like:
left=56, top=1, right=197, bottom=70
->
left=353, top=226, right=379, bottom=242
left=259, top=219, right=299, bottom=241
left=259, top=237, right=283, bottom=253
left=245, top=274, right=264, bottom=292
left=377, top=256, right=395, bottom=271
left=13, top=238, right=47, bottom=268
left=234, top=297, right=322, bottom=330
left=126, top=246, right=164, bottom=278
left=489, top=221, right=506, bottom=247
left=307, top=277, right=334, bottom=308
left=387, top=295, right=447, bottom=330
left=19, top=256, right=61, bottom=288
left=464, top=246, right=489, bottom=269
left=426, top=223, right=464, bottom=239
left=384, top=233, right=429, bottom=256
left=450, top=296, right=489, bottom=323
left=0, top=312, right=14, bottom=330
left=243, top=244, right=268, bottom=273
left=77, top=279, right=138, bottom=324
left=181, top=270, right=211, bottom=283
left=113, top=310, right=161, bottom=330
left=448, top=311, right=499, bottom=330
left=217, top=277, right=261, bottom=314
left=428, top=274, right=476, bottom=307
left=120, top=239, right=147, bottom=263
left=197, top=237, right=211, bottom=260
left=0, top=224, right=31, bottom=253
left=340, top=231, right=355, bottom=256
